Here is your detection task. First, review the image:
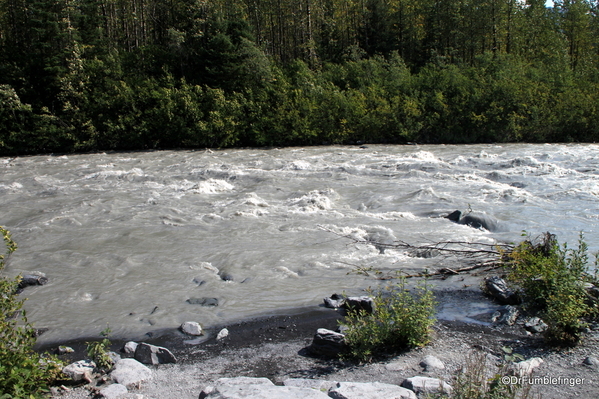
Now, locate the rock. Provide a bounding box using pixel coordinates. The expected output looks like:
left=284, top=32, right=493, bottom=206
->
left=192, top=277, right=206, bottom=286
left=329, top=381, right=417, bottom=399
left=216, top=328, right=229, bottom=341
left=420, top=355, right=445, bottom=371
left=100, top=383, right=128, bottom=399
left=187, top=297, right=219, bottom=307
left=57, top=345, right=74, bottom=355
left=18, top=273, right=48, bottom=289
left=309, top=328, right=346, bottom=357
left=199, top=376, right=330, bottom=399
left=401, top=376, right=453, bottom=396
left=111, top=358, right=153, bottom=388
left=62, top=360, right=95, bottom=382
left=583, top=356, right=599, bottom=368
left=323, top=293, right=346, bottom=309
left=134, top=343, right=177, bottom=365
left=343, top=296, right=375, bottom=314
left=510, top=357, right=544, bottom=377
left=283, top=378, right=338, bottom=391
left=492, top=305, right=520, bottom=326
left=485, top=276, right=520, bottom=305
left=181, top=322, right=203, bottom=336
left=122, top=341, right=139, bottom=357
left=584, top=283, right=599, bottom=298
left=524, top=317, right=548, bottom=334
left=445, top=210, right=498, bottom=231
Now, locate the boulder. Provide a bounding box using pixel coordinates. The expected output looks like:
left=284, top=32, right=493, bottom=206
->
left=110, top=358, right=153, bottom=388
left=401, top=376, right=452, bottom=396
left=492, top=305, right=520, bottom=326
left=419, top=355, right=445, bottom=371
left=445, top=210, right=498, bottom=231
left=18, top=273, right=48, bottom=289
left=323, top=293, right=346, bottom=309
left=99, top=383, right=128, bottom=399
left=283, top=378, right=338, bottom=391
left=484, top=276, right=520, bottom=305
left=181, top=322, right=203, bottom=336
left=199, top=377, right=330, bottom=399
left=216, top=328, right=229, bottom=341
left=328, top=381, right=417, bottom=399
left=343, top=296, right=375, bottom=314
left=134, top=343, right=177, bottom=365
left=309, top=328, right=346, bottom=357
left=524, top=317, right=548, bottom=334
left=62, top=360, right=95, bottom=382
left=122, top=341, right=139, bottom=357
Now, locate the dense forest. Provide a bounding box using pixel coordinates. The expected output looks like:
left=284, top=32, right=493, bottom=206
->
left=1, top=0, right=598, bottom=155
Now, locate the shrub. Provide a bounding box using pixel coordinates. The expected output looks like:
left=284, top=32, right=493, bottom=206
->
left=506, top=232, right=597, bottom=346
left=0, top=227, right=63, bottom=399
left=340, top=278, right=436, bottom=362
left=86, top=326, right=114, bottom=372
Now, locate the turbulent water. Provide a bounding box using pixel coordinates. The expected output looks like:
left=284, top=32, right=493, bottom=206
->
left=1, top=144, right=598, bottom=344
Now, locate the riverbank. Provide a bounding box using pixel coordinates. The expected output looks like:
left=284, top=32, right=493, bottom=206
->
left=47, top=288, right=599, bottom=399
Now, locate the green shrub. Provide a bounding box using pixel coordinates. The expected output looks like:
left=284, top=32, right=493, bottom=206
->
left=340, top=279, right=436, bottom=362
left=506, top=232, right=596, bottom=346
left=0, top=227, right=63, bottom=398
left=86, top=326, right=113, bottom=372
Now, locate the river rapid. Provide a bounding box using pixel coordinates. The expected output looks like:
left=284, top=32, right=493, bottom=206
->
left=1, top=144, right=598, bottom=345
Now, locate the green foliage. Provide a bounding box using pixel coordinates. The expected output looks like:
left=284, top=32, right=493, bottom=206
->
left=86, top=326, right=113, bottom=372
left=340, top=279, right=436, bottom=362
left=506, top=232, right=596, bottom=346
left=0, top=227, right=63, bottom=398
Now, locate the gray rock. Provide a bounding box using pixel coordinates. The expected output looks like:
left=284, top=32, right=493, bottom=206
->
left=309, top=328, right=346, bottom=357
left=111, top=358, right=153, bottom=388
left=283, top=378, right=338, bottom=391
left=484, top=276, right=520, bottom=305
left=524, top=317, right=548, bottom=333
left=199, top=377, right=330, bottom=399
left=122, top=341, right=138, bottom=357
left=62, top=360, right=95, bottom=382
left=18, top=273, right=48, bottom=288
left=401, top=376, right=452, bottom=396
left=216, top=328, right=229, bottom=341
left=491, top=305, right=519, bottom=326
left=181, top=321, right=203, bottom=336
left=100, top=383, right=128, bottom=399
left=445, top=210, right=498, bottom=231
left=329, top=381, right=417, bottom=399
left=510, top=358, right=543, bottom=377
left=57, top=345, right=74, bottom=355
left=420, top=355, right=445, bottom=371
left=583, top=356, right=599, bottom=368
left=187, top=297, right=219, bottom=307
left=134, top=343, right=177, bottom=365
left=343, top=296, right=375, bottom=314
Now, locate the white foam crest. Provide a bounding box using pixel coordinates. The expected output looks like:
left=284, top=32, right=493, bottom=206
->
left=364, top=211, right=417, bottom=221
left=233, top=209, right=269, bottom=217
left=409, top=151, right=441, bottom=162
left=83, top=168, right=144, bottom=179
left=273, top=266, right=300, bottom=279
left=282, top=160, right=314, bottom=170
left=243, top=193, right=269, bottom=207
left=287, top=189, right=337, bottom=212
left=196, top=179, right=234, bottom=193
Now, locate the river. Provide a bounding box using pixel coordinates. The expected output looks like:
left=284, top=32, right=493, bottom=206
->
left=1, top=143, right=598, bottom=345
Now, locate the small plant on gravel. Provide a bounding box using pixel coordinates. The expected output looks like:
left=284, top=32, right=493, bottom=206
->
left=0, top=227, right=63, bottom=399
left=86, top=325, right=114, bottom=371
left=505, top=232, right=598, bottom=346
left=340, top=278, right=436, bottom=362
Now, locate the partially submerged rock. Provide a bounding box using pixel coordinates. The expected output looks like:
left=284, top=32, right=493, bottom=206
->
left=323, top=293, right=346, bottom=309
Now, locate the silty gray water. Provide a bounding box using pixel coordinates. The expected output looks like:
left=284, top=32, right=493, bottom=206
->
left=1, top=143, right=598, bottom=344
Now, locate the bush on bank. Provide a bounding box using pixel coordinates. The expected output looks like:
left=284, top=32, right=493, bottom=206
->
left=0, top=227, right=63, bottom=399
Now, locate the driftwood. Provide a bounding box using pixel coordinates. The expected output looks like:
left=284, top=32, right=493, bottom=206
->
left=318, top=225, right=513, bottom=279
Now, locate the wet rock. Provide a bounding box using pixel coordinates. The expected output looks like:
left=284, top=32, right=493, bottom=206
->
left=510, top=358, right=544, bottom=377
left=401, top=376, right=453, bottom=396
left=192, top=277, right=206, bottom=286
left=218, top=271, right=234, bottom=282
left=343, top=296, right=375, bottom=314
left=329, top=381, right=417, bottom=399
left=99, top=383, right=128, bottom=399
left=484, top=276, right=520, bottom=305
left=181, top=322, right=203, bottom=336
left=16, top=273, right=48, bottom=293
left=134, top=343, right=177, bottom=365
left=420, top=355, right=445, bottom=371
left=445, top=210, right=498, bottom=231
left=62, top=360, right=95, bottom=383
left=309, top=328, right=346, bottom=357
left=323, top=293, right=346, bottom=309
left=122, top=341, right=138, bottom=357
left=524, top=317, right=548, bottom=334
left=492, top=305, right=520, bottom=326
left=187, top=297, right=219, bottom=307
left=199, top=377, right=330, bottom=399
left=111, top=358, right=153, bottom=388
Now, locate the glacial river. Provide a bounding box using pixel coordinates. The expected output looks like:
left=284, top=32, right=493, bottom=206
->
left=1, top=144, right=598, bottom=345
